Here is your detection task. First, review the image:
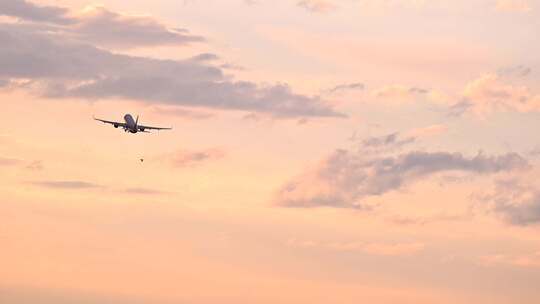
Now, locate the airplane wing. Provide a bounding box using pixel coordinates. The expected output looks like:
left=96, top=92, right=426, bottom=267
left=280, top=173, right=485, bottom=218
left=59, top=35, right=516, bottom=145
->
left=93, top=116, right=127, bottom=127
left=137, top=124, right=173, bottom=131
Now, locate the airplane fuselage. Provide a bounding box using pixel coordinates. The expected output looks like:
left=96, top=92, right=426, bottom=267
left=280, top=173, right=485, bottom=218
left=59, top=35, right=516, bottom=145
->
left=124, top=114, right=138, bottom=133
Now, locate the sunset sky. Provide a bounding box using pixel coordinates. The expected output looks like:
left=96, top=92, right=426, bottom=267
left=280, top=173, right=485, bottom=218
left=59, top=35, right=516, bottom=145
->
left=1, top=0, right=540, bottom=303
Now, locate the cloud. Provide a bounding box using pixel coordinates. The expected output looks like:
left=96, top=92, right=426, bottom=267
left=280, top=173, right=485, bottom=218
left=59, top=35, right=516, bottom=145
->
left=482, top=179, right=540, bottom=226
left=25, top=160, right=44, bottom=171
left=288, top=238, right=425, bottom=256
left=389, top=213, right=467, bottom=226
left=451, top=73, right=540, bottom=116
left=168, top=148, right=225, bottom=168
left=0, top=156, right=42, bottom=170
left=356, top=0, right=429, bottom=10
left=275, top=136, right=527, bottom=209
left=361, top=132, right=415, bottom=151
left=0, top=21, right=343, bottom=119
left=361, top=242, right=425, bottom=256
left=71, top=6, right=204, bottom=49
left=0, top=156, right=22, bottom=166
left=0, top=0, right=72, bottom=24
left=498, top=65, right=532, bottom=78
left=0, top=1, right=202, bottom=49
left=372, top=85, right=428, bottom=101
left=297, top=0, right=337, bottom=13
left=326, top=82, right=365, bottom=94
left=123, top=187, right=166, bottom=195
left=29, top=180, right=102, bottom=189
left=190, top=53, right=220, bottom=62
left=495, top=0, right=532, bottom=13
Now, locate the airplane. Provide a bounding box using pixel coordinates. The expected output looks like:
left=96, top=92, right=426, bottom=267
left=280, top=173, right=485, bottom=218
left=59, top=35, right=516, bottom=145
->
left=94, top=114, right=172, bottom=134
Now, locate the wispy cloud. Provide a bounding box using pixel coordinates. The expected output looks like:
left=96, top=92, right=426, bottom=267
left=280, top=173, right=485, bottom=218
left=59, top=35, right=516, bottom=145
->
left=0, top=156, right=22, bottom=166
left=372, top=85, right=429, bottom=102
left=297, top=0, right=337, bottom=13
left=123, top=187, right=166, bottom=195
left=168, top=148, right=225, bottom=168
left=151, top=106, right=214, bottom=120
left=326, top=82, right=365, bottom=94
left=288, top=238, right=425, bottom=256
left=28, top=180, right=103, bottom=189
left=480, top=251, right=540, bottom=268
left=0, top=156, right=42, bottom=170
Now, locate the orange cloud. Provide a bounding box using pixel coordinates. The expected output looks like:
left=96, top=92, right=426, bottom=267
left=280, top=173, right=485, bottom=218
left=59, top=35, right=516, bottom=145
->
left=495, top=0, right=532, bottom=13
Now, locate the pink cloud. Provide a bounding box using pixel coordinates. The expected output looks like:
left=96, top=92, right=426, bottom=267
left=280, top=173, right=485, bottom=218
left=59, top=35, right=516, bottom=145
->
left=457, top=73, right=540, bottom=116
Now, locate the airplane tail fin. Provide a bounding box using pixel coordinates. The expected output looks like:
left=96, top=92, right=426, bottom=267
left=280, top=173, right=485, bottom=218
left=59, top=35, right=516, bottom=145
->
left=135, top=115, right=139, bottom=127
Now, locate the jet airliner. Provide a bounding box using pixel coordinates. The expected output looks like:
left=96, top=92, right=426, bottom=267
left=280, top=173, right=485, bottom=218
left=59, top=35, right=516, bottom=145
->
left=94, top=114, right=172, bottom=133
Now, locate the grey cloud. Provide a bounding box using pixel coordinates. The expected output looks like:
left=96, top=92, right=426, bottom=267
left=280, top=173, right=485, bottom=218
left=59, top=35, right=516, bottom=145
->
left=276, top=149, right=527, bottom=209
left=362, top=132, right=415, bottom=150
left=484, top=179, right=540, bottom=226
left=29, top=180, right=102, bottom=189
left=448, top=99, right=473, bottom=117
left=409, top=87, right=429, bottom=94
left=498, top=65, right=532, bottom=78
left=327, top=82, right=365, bottom=94
left=0, top=0, right=72, bottom=24
left=190, top=53, right=220, bottom=62
left=495, top=198, right=540, bottom=226
left=0, top=24, right=343, bottom=118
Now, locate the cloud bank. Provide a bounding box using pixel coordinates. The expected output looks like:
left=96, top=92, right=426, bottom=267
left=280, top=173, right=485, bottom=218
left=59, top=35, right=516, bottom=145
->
left=276, top=134, right=527, bottom=209
left=0, top=1, right=343, bottom=119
